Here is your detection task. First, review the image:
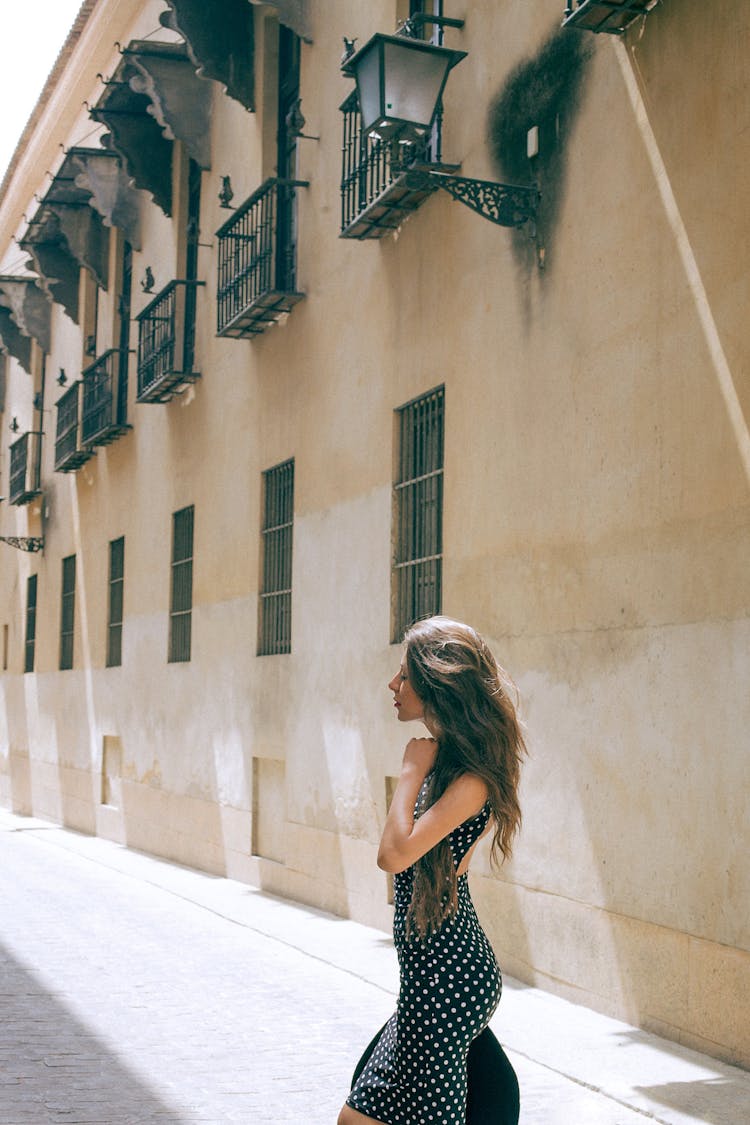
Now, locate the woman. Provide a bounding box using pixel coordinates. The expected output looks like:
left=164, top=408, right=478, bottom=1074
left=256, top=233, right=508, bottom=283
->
left=338, top=616, right=526, bottom=1125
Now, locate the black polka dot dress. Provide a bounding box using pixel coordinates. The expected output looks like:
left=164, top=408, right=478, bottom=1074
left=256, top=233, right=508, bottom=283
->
left=347, top=776, right=502, bottom=1124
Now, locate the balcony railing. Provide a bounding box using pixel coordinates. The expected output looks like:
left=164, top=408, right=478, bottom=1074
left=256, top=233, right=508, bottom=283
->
left=55, top=383, right=92, bottom=472
left=340, top=92, right=449, bottom=240
left=81, top=348, right=131, bottom=447
left=9, top=432, right=42, bottom=504
left=136, top=279, right=203, bottom=403
left=216, top=177, right=307, bottom=338
left=562, top=0, right=658, bottom=34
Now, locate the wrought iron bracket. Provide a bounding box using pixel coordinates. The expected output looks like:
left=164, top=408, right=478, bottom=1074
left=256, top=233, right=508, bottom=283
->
left=400, top=166, right=539, bottom=228
left=0, top=536, right=44, bottom=553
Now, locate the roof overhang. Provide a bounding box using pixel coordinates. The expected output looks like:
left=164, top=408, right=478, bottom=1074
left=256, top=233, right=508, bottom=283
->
left=0, top=277, right=51, bottom=356
left=89, top=40, right=213, bottom=216
left=19, top=156, right=112, bottom=323
left=161, top=0, right=256, bottom=110
left=0, top=306, right=33, bottom=373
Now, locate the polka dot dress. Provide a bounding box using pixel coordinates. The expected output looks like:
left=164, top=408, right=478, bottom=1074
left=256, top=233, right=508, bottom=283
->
left=347, top=776, right=502, bottom=1124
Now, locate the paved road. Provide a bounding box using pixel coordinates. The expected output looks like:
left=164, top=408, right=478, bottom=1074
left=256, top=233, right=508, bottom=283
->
left=1, top=812, right=748, bottom=1124
left=0, top=822, right=393, bottom=1123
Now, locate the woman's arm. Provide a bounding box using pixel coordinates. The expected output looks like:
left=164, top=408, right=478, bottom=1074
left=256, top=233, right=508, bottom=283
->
left=377, top=738, right=489, bottom=874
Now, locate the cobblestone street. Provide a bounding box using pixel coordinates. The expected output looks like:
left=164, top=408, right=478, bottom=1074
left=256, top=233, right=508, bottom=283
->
left=1, top=811, right=747, bottom=1124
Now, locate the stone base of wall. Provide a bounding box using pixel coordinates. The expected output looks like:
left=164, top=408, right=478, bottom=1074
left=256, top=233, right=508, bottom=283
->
left=471, top=873, right=750, bottom=1070
left=0, top=751, right=32, bottom=814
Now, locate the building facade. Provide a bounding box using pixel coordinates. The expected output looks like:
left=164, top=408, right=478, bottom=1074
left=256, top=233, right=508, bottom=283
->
left=0, top=0, right=748, bottom=1068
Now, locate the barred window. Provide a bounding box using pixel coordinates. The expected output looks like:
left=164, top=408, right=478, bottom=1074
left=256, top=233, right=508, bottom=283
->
left=392, top=386, right=444, bottom=642
left=107, top=537, right=125, bottom=668
left=169, top=506, right=194, bottom=663
left=258, top=459, right=294, bottom=655
left=59, top=555, right=76, bottom=670
left=24, top=574, right=37, bottom=674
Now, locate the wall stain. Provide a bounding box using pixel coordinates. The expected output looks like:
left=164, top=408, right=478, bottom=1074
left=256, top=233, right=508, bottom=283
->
left=487, top=28, right=594, bottom=271
left=123, top=759, right=163, bottom=789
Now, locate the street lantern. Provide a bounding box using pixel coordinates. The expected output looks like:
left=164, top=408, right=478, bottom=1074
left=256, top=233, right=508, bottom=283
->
left=342, top=32, right=466, bottom=143
left=340, top=16, right=539, bottom=233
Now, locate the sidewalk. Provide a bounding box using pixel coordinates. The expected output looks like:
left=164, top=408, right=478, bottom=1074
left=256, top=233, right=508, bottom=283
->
left=1, top=808, right=747, bottom=1124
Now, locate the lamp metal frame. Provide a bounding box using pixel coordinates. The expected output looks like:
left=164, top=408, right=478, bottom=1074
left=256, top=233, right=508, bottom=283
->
left=343, top=17, right=538, bottom=230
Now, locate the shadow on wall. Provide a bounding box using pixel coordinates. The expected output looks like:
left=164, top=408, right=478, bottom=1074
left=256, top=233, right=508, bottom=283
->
left=633, top=1079, right=746, bottom=1125
left=5, top=746, right=32, bottom=815
left=487, top=27, right=594, bottom=272
left=0, top=939, right=181, bottom=1123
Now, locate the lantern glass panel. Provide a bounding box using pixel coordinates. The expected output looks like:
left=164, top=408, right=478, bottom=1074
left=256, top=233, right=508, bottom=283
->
left=356, top=39, right=383, bottom=133
left=382, top=41, right=452, bottom=134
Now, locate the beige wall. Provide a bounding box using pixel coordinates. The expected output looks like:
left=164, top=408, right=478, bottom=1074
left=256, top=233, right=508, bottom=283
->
left=0, top=0, right=748, bottom=1068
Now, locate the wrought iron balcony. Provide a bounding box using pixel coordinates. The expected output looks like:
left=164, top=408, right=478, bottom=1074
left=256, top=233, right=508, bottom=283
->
left=9, top=432, right=42, bottom=504
left=216, top=177, right=307, bottom=338
left=562, top=0, right=658, bottom=34
left=55, top=383, right=93, bottom=472
left=81, top=348, right=131, bottom=447
left=340, top=92, right=451, bottom=240
left=136, top=278, right=203, bottom=402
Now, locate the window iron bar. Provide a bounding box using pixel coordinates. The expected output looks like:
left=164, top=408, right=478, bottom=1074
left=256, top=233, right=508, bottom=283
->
left=107, top=536, right=125, bottom=667
left=169, top=507, right=194, bottom=663
left=392, top=387, right=444, bottom=639
left=258, top=460, right=294, bottom=655
left=59, top=555, right=76, bottom=670
left=24, top=574, right=37, bottom=674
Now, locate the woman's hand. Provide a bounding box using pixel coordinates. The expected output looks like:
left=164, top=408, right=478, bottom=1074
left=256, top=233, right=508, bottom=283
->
left=402, top=736, right=438, bottom=778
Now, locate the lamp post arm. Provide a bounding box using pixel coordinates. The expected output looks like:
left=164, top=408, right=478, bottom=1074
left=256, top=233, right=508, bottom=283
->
left=0, top=536, right=44, bottom=553
left=402, top=167, right=539, bottom=228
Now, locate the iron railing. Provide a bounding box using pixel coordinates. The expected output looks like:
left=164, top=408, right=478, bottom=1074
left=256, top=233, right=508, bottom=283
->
left=341, top=91, right=384, bottom=232
left=340, top=91, right=438, bottom=237
left=54, top=383, right=91, bottom=472
left=136, top=279, right=203, bottom=403
left=81, top=348, right=131, bottom=446
left=562, top=0, right=658, bottom=34
left=9, top=431, right=42, bottom=504
left=216, top=177, right=306, bottom=338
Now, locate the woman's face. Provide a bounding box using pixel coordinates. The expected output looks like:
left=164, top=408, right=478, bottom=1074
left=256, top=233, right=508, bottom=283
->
left=388, top=656, right=424, bottom=723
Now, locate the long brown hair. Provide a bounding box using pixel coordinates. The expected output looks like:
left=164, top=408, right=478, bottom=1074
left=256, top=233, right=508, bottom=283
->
left=403, top=616, right=526, bottom=941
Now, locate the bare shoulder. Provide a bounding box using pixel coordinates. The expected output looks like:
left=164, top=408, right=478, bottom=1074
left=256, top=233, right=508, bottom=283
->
left=444, top=772, right=489, bottom=812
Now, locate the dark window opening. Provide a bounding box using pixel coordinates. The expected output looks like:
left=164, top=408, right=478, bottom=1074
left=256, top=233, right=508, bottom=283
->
left=184, top=159, right=202, bottom=373
left=117, top=240, right=132, bottom=425
left=60, top=555, right=76, bottom=671
left=169, top=506, right=194, bottom=663
left=24, top=575, right=37, bottom=674
left=107, top=536, right=125, bottom=668
left=276, top=26, right=301, bottom=294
